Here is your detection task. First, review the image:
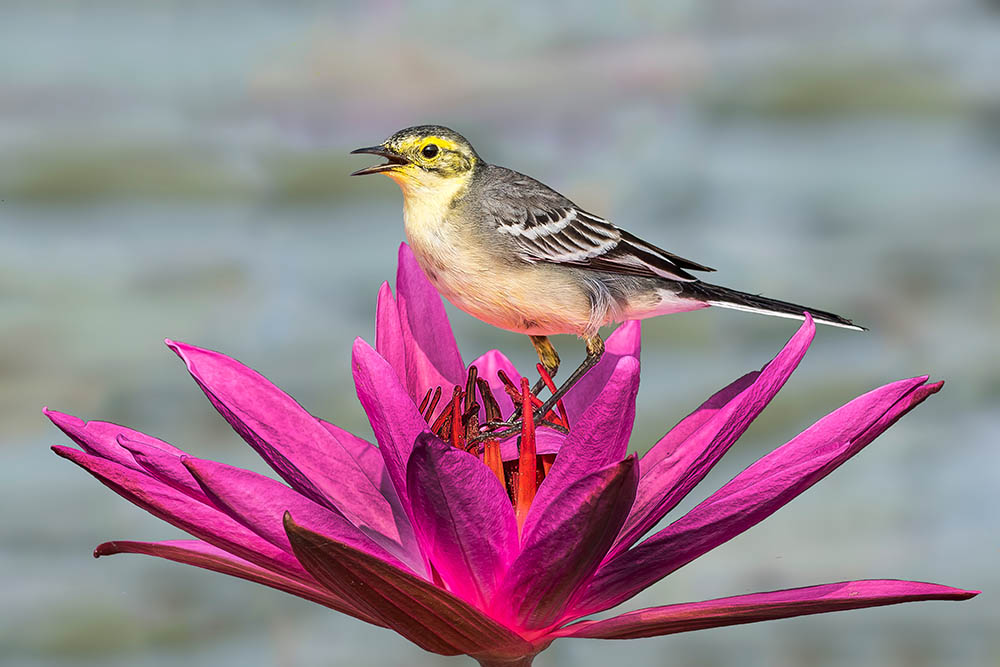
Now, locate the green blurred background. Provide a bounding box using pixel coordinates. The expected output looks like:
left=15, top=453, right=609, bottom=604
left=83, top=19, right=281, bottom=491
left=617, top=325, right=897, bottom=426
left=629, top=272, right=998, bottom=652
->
left=2, top=2, right=997, bottom=666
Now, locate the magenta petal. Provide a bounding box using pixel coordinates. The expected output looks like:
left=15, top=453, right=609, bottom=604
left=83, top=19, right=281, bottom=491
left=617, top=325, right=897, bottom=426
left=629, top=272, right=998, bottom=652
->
left=95, top=539, right=384, bottom=625
left=52, top=445, right=308, bottom=581
left=521, top=356, right=640, bottom=539
left=575, top=376, right=941, bottom=616
left=561, top=321, right=641, bottom=424
left=497, top=456, right=638, bottom=631
left=406, top=434, right=518, bottom=607
left=316, top=419, right=391, bottom=489
left=375, top=281, right=409, bottom=388
left=284, top=513, right=533, bottom=659
left=610, top=316, right=814, bottom=558
left=117, top=435, right=212, bottom=505
left=44, top=409, right=183, bottom=471
left=166, top=339, right=410, bottom=550
left=182, top=456, right=420, bottom=573
left=352, top=337, right=433, bottom=513
left=557, top=580, right=978, bottom=639
left=394, top=243, right=466, bottom=396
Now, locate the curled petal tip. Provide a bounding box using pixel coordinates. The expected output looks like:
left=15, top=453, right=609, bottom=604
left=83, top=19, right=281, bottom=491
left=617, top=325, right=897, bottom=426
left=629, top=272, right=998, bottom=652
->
left=93, top=541, right=120, bottom=558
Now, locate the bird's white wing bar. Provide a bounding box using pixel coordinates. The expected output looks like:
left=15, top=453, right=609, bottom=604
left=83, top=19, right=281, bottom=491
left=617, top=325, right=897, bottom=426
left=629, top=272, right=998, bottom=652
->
left=499, top=205, right=712, bottom=282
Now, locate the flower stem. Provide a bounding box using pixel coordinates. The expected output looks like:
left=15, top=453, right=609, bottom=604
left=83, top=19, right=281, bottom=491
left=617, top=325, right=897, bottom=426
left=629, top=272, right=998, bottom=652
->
left=477, top=657, right=535, bottom=667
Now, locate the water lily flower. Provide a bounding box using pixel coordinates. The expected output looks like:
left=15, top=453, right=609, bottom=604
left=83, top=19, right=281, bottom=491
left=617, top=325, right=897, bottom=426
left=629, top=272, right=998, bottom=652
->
left=48, top=244, right=976, bottom=666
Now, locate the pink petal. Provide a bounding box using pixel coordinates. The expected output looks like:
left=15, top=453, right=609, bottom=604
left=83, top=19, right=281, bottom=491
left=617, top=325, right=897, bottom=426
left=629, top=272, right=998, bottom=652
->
left=497, top=456, right=638, bottom=631
left=561, top=321, right=641, bottom=425
left=352, top=337, right=433, bottom=515
left=556, top=580, right=978, bottom=639
left=499, top=429, right=564, bottom=461
left=575, top=376, right=941, bottom=617
left=284, top=513, right=534, bottom=659
left=610, top=316, right=814, bottom=558
left=95, top=539, right=384, bottom=626
left=406, top=434, right=518, bottom=607
left=166, top=339, right=409, bottom=549
left=52, top=445, right=309, bottom=581
left=117, top=435, right=212, bottom=505
left=520, top=356, right=640, bottom=539
left=393, top=243, right=466, bottom=397
left=316, top=419, right=392, bottom=493
left=182, top=456, right=421, bottom=573
left=44, top=408, right=183, bottom=471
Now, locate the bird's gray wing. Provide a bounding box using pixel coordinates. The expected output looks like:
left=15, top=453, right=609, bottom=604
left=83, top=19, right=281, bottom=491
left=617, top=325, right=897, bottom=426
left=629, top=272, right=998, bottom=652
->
left=496, top=202, right=714, bottom=282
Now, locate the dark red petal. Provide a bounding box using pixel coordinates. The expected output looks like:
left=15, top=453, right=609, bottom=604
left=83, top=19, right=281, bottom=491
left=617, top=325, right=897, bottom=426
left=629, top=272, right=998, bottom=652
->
left=284, top=513, right=533, bottom=659
left=52, top=445, right=308, bottom=581
left=95, top=539, right=383, bottom=626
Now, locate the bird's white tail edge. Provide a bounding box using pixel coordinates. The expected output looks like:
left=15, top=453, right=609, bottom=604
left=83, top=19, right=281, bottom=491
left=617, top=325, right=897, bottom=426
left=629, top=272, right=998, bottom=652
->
left=707, top=300, right=866, bottom=331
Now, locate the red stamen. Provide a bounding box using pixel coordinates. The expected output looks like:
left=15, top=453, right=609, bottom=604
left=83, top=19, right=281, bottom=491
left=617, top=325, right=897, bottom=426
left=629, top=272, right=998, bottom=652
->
left=476, top=378, right=502, bottom=424
left=450, top=386, right=463, bottom=449
left=515, top=376, right=537, bottom=533
left=423, top=386, right=442, bottom=422
left=463, top=403, right=480, bottom=452
left=430, top=388, right=458, bottom=435
left=536, top=363, right=570, bottom=429
left=497, top=369, right=522, bottom=405
left=465, top=366, right=479, bottom=411
left=418, top=387, right=432, bottom=416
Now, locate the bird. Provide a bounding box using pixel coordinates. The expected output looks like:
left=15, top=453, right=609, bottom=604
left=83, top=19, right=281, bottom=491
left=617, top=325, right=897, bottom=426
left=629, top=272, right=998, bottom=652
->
left=352, top=124, right=863, bottom=422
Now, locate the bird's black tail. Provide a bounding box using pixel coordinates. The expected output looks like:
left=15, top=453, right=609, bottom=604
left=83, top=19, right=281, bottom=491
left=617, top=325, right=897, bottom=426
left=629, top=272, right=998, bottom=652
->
left=682, top=282, right=866, bottom=331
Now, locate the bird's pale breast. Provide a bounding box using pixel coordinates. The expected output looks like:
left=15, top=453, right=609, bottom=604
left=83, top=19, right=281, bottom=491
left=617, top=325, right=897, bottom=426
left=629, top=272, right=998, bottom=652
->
left=402, top=197, right=595, bottom=337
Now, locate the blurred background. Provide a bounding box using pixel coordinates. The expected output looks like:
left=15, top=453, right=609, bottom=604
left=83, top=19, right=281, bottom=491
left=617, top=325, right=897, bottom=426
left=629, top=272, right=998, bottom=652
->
left=2, top=1, right=997, bottom=666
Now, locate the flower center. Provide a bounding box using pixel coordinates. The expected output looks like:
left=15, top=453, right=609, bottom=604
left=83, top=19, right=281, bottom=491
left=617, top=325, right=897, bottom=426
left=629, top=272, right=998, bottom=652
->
left=417, top=364, right=570, bottom=530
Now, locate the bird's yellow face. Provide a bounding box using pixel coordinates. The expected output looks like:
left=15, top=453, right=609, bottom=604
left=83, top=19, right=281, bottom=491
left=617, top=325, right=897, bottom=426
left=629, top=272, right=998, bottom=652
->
left=351, top=125, right=479, bottom=197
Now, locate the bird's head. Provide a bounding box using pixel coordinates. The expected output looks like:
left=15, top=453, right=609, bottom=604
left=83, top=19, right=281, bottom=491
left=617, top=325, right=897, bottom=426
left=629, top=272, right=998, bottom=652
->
left=351, top=125, right=480, bottom=195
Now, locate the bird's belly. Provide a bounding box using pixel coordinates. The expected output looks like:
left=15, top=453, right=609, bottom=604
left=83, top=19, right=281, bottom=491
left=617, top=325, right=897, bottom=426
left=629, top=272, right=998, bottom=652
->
left=407, top=241, right=593, bottom=337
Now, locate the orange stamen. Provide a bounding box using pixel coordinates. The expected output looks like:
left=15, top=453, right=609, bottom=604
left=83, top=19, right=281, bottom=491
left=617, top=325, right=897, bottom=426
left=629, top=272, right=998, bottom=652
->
left=541, top=453, right=555, bottom=476
left=483, top=438, right=504, bottom=485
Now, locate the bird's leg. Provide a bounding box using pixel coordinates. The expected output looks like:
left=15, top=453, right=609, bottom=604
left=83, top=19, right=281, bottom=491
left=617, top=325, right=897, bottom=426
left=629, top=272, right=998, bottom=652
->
left=477, top=335, right=601, bottom=443
left=505, top=335, right=561, bottom=425
left=533, top=333, right=604, bottom=422
left=529, top=335, right=560, bottom=394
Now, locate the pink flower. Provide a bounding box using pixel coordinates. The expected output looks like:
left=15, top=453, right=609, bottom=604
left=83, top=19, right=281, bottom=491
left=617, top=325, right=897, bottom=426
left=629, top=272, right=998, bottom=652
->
left=48, top=244, right=977, bottom=666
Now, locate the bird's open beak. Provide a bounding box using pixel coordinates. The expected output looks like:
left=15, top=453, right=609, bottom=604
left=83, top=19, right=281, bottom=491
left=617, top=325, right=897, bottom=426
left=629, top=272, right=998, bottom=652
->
left=350, top=145, right=410, bottom=176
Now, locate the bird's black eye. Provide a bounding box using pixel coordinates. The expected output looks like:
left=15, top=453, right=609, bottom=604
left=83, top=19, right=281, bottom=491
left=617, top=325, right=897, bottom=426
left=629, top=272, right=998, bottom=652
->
left=421, top=143, right=439, bottom=159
